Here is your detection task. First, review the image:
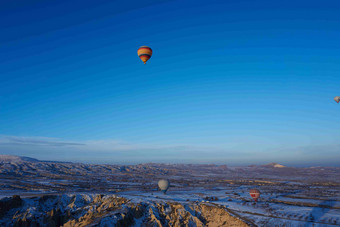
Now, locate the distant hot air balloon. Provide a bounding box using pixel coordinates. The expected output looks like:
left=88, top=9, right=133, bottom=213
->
left=158, top=179, right=170, bottom=194
left=334, top=96, right=340, bottom=103
left=138, top=46, right=152, bottom=64
left=249, top=189, right=260, bottom=202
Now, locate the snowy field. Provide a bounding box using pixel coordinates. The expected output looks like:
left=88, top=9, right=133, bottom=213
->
left=1, top=157, right=340, bottom=226
left=117, top=186, right=340, bottom=227
left=2, top=185, right=338, bottom=226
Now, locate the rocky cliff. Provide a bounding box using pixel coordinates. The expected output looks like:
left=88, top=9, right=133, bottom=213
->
left=0, top=194, right=249, bottom=227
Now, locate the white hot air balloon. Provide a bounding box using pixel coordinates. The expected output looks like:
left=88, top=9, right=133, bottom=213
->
left=334, top=96, right=340, bottom=103
left=158, top=179, right=170, bottom=194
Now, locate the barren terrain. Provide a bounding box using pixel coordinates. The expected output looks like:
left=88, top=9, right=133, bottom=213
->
left=1, top=155, right=339, bottom=226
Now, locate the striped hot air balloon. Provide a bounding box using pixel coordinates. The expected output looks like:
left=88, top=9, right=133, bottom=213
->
left=249, top=189, right=260, bottom=202
left=137, top=46, right=152, bottom=64
left=334, top=96, right=340, bottom=103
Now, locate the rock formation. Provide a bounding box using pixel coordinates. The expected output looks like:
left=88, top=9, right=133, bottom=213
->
left=0, top=194, right=249, bottom=227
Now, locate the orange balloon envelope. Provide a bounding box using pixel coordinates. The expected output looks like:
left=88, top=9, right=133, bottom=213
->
left=138, top=46, right=152, bottom=64
left=249, top=189, right=260, bottom=202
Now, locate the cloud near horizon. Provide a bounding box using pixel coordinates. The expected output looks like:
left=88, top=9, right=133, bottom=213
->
left=0, top=135, right=235, bottom=163
left=0, top=135, right=339, bottom=166
left=0, top=135, right=85, bottom=147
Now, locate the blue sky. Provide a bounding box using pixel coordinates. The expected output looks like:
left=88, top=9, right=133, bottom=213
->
left=1, top=0, right=340, bottom=166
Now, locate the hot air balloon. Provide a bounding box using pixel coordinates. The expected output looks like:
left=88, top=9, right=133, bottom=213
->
left=137, top=46, right=152, bottom=64
left=334, top=96, right=340, bottom=103
left=249, top=189, right=260, bottom=202
left=158, top=179, right=170, bottom=194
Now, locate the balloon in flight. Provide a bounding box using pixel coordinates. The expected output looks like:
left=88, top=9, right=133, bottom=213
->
left=158, top=179, right=170, bottom=194
left=138, top=46, right=152, bottom=64
left=249, top=189, right=260, bottom=202
left=334, top=96, right=340, bottom=103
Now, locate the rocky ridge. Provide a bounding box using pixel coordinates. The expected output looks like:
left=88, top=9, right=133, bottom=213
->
left=0, top=194, right=249, bottom=227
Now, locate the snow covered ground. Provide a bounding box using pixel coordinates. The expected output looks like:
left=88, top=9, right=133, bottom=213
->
left=1, top=156, right=340, bottom=226
left=1, top=187, right=339, bottom=226
left=117, top=187, right=340, bottom=227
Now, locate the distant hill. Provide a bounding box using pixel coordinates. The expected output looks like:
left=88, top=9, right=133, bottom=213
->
left=263, top=163, right=286, bottom=168
left=0, top=155, right=339, bottom=197
left=0, top=155, right=40, bottom=163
